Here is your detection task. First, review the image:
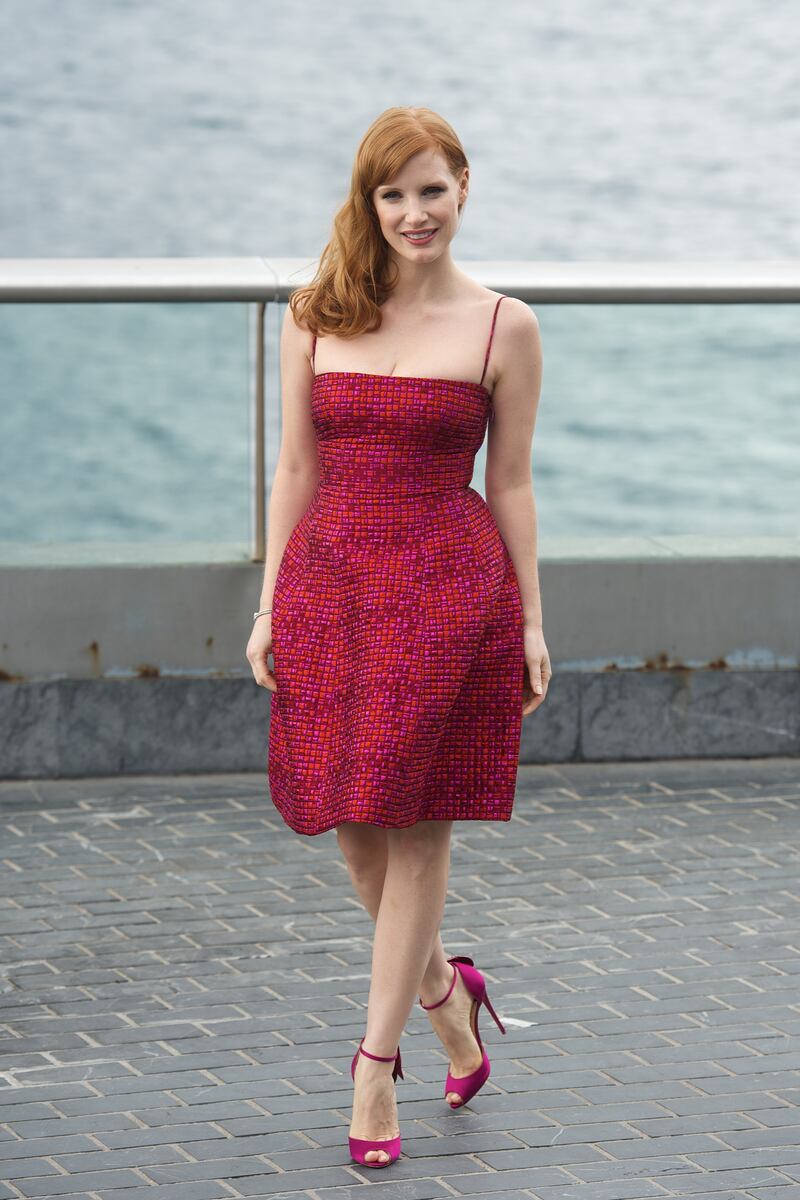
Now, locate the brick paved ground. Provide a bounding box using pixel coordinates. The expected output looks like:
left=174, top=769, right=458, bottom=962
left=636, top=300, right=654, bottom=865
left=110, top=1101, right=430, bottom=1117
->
left=1, top=758, right=800, bottom=1200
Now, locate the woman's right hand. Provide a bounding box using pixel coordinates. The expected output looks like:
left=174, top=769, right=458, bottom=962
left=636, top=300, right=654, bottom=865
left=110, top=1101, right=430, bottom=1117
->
left=246, top=616, right=278, bottom=692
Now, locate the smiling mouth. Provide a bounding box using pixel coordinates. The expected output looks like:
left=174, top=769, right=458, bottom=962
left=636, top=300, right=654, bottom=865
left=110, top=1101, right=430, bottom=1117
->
left=401, top=229, right=438, bottom=243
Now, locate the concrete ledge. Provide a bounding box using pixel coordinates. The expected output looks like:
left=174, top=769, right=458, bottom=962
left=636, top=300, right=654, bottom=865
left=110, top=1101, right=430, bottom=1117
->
left=1, top=669, right=797, bottom=778
left=2, top=539, right=797, bottom=775
left=1, top=538, right=799, bottom=680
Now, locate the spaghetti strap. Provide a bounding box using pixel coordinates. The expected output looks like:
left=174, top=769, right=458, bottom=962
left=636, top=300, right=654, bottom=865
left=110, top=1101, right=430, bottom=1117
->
left=310, top=333, right=317, bottom=373
left=479, top=295, right=506, bottom=387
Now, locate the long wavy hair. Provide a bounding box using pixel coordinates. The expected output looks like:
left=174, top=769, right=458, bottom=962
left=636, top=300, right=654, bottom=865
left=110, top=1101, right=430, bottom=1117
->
left=289, top=106, right=469, bottom=339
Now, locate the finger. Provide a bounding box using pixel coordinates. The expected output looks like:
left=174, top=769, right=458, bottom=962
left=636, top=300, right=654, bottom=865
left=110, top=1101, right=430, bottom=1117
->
left=251, top=661, right=277, bottom=690
left=522, top=685, right=547, bottom=714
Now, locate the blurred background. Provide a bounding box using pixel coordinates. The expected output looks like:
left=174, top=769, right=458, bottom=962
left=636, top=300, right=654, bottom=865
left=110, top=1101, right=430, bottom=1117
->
left=1, top=0, right=798, bottom=546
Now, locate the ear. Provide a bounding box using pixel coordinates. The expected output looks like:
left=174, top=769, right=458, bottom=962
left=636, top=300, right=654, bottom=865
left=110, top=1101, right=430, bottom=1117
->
left=458, top=169, right=469, bottom=210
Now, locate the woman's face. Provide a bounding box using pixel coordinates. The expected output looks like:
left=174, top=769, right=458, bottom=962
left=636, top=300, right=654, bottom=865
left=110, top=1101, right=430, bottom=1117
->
left=372, top=148, right=467, bottom=262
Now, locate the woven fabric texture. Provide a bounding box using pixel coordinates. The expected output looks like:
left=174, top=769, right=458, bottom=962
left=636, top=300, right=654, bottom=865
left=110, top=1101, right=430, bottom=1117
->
left=267, top=295, right=525, bottom=835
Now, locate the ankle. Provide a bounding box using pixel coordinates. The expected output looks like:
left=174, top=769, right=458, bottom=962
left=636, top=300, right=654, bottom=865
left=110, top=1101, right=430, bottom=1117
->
left=358, top=1042, right=398, bottom=1065
left=419, top=963, right=456, bottom=1009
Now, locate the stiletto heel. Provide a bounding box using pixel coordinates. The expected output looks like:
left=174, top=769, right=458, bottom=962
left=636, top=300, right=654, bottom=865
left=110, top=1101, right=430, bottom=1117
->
left=348, top=1037, right=403, bottom=1167
left=419, top=955, right=507, bottom=1108
left=481, top=987, right=506, bottom=1035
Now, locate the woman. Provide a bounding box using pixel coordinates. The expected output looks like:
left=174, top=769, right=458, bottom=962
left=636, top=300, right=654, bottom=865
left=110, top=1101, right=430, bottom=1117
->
left=246, top=106, right=549, bottom=1168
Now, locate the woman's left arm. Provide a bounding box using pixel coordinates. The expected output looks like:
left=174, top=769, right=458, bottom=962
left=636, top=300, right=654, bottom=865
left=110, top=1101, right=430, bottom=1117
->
left=484, top=298, right=550, bottom=716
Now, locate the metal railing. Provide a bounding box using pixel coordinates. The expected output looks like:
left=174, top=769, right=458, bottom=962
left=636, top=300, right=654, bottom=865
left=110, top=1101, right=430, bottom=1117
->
left=2, top=258, right=798, bottom=559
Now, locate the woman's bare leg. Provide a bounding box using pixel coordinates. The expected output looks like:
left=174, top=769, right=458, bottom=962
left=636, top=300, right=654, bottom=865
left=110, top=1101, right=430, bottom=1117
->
left=336, top=822, right=452, bottom=996
left=337, top=821, right=484, bottom=1156
left=339, top=819, right=452, bottom=1162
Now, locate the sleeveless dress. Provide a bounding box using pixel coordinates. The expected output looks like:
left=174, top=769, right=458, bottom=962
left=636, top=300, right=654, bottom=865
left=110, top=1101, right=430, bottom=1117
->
left=267, top=294, right=525, bottom=836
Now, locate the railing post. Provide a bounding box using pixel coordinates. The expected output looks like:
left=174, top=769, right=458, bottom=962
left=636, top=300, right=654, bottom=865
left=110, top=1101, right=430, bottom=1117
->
left=251, top=300, right=266, bottom=561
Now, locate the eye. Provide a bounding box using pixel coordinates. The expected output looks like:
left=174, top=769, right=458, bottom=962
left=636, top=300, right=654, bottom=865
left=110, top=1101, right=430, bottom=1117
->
left=381, top=186, right=445, bottom=200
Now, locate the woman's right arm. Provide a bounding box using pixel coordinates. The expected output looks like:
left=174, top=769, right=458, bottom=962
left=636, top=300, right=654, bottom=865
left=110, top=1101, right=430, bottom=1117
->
left=246, top=304, right=320, bottom=690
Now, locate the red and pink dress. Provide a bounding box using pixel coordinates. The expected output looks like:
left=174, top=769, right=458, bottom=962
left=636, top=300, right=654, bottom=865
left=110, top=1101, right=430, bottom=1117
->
left=267, top=294, right=525, bottom=836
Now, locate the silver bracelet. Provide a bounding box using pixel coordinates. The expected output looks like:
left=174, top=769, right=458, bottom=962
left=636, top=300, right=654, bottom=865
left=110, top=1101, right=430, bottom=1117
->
left=253, top=607, right=272, bottom=620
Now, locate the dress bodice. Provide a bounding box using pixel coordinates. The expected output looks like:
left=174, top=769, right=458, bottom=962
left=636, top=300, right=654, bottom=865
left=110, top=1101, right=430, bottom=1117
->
left=311, top=371, right=491, bottom=496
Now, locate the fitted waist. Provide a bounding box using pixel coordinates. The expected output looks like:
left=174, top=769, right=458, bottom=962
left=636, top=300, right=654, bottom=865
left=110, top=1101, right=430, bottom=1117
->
left=307, top=481, right=481, bottom=540
left=318, top=480, right=471, bottom=498
left=317, top=452, right=476, bottom=495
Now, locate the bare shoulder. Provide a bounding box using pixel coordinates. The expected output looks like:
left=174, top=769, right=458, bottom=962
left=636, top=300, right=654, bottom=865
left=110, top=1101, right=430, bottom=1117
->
left=496, top=294, right=539, bottom=333
left=282, top=300, right=314, bottom=343
left=281, top=299, right=317, bottom=371
left=490, top=296, right=542, bottom=397
left=476, top=288, right=539, bottom=337
left=280, top=299, right=317, bottom=382
left=493, top=296, right=541, bottom=363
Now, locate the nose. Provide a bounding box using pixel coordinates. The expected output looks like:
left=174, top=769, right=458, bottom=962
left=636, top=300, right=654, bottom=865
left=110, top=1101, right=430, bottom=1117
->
left=404, top=202, right=429, bottom=226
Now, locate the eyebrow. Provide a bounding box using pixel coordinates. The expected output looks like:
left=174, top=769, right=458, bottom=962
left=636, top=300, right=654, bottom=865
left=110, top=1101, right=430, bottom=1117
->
left=377, top=180, right=448, bottom=192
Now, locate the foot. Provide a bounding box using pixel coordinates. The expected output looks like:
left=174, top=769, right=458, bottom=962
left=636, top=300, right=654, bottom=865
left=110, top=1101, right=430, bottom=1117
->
left=349, top=1052, right=400, bottom=1165
left=421, top=967, right=485, bottom=1106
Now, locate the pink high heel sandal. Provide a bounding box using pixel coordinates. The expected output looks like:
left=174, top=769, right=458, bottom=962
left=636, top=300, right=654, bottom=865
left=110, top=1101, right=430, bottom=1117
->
left=419, top=955, right=506, bottom=1107
left=348, top=1037, right=404, bottom=1167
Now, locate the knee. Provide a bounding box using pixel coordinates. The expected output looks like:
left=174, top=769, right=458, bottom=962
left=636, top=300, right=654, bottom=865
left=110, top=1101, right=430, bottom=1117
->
left=388, top=820, right=452, bottom=876
left=336, top=823, right=388, bottom=879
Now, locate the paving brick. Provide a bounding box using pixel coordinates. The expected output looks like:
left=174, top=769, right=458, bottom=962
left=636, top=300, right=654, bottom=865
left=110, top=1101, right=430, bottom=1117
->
left=722, top=1125, right=800, bottom=1148
left=141, top=1155, right=289, bottom=1184
left=314, top=1182, right=459, bottom=1199
left=52, top=1090, right=180, bottom=1116
left=0, top=1102, right=61, bottom=1123
left=526, top=1183, right=668, bottom=1200
left=685, top=1148, right=800, bottom=1172
left=0, top=1135, right=97, bottom=1161
left=656, top=1168, right=795, bottom=1193
left=6, top=1168, right=146, bottom=1195
left=51, top=1143, right=186, bottom=1172
left=95, top=1184, right=237, bottom=1200
left=0, top=1084, right=90, bottom=1106
left=0, top=1157, right=65, bottom=1180
left=446, top=1167, right=572, bottom=1193
left=136, top=1100, right=264, bottom=1126
left=233, top=1167, right=373, bottom=1192
left=2, top=1114, right=138, bottom=1139
left=93, top=1123, right=229, bottom=1149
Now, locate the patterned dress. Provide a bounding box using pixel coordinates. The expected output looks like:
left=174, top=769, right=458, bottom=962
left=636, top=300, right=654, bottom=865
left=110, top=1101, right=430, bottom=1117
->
left=267, top=294, right=525, bottom=835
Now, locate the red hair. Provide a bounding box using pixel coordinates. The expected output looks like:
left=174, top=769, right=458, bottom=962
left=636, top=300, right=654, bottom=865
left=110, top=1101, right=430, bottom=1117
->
left=289, top=106, right=469, bottom=339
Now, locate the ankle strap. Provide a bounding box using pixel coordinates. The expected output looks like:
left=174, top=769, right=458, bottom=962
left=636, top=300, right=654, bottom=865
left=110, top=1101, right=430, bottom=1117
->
left=358, top=1038, right=399, bottom=1063
left=419, top=961, right=458, bottom=1011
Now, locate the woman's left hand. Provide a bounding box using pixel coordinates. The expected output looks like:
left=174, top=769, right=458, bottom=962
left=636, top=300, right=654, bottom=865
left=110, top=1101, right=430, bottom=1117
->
left=521, top=624, right=551, bottom=716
